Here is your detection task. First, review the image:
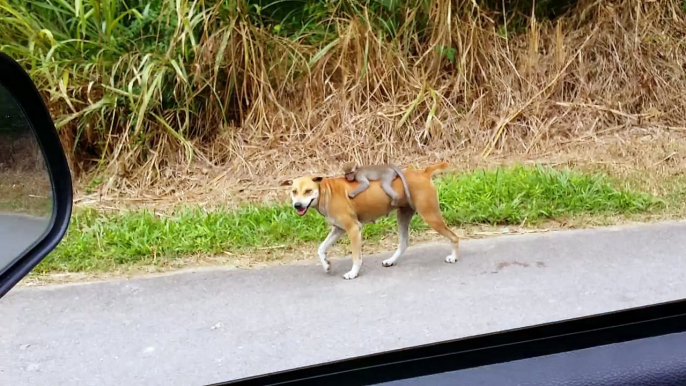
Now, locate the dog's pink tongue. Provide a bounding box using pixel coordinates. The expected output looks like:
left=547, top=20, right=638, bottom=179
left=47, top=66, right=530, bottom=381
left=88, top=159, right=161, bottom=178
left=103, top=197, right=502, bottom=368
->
left=297, top=208, right=307, bottom=216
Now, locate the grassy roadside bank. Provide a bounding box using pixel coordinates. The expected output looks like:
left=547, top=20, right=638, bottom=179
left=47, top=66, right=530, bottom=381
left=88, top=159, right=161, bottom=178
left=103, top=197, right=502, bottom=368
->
left=36, top=165, right=663, bottom=274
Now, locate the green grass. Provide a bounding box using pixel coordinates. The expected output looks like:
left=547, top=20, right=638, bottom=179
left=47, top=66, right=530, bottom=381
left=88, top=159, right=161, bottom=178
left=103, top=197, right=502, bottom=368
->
left=37, top=165, right=662, bottom=273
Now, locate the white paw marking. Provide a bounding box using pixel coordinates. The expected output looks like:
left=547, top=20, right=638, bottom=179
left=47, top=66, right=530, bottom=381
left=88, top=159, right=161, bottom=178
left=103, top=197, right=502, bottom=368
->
left=343, top=270, right=359, bottom=280
left=382, top=258, right=396, bottom=267
left=445, top=253, right=458, bottom=263
left=322, top=261, right=331, bottom=274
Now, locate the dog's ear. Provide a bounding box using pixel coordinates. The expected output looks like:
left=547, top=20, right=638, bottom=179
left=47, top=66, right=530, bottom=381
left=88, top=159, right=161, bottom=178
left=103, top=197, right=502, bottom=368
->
left=280, top=179, right=293, bottom=186
left=312, top=176, right=324, bottom=183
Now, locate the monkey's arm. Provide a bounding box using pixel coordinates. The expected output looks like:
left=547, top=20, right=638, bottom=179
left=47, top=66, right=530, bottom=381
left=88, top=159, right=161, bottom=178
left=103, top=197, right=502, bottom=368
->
left=348, top=176, right=370, bottom=198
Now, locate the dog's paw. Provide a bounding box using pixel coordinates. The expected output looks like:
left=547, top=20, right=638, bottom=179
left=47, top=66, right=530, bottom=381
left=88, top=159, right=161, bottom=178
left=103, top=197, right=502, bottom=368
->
left=445, top=253, right=458, bottom=264
left=382, top=258, right=396, bottom=267
left=322, top=262, right=331, bottom=274
left=343, top=270, right=359, bottom=280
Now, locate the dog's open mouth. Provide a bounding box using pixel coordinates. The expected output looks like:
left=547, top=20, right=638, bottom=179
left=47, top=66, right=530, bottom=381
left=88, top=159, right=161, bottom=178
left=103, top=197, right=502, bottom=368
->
left=296, top=199, right=313, bottom=216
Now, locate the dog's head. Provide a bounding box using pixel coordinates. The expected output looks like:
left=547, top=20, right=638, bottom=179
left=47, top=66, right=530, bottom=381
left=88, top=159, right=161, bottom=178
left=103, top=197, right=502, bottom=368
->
left=281, top=176, right=323, bottom=216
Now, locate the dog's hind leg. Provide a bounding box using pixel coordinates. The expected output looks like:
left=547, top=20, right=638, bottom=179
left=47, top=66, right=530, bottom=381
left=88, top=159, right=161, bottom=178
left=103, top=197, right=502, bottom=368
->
left=318, top=226, right=345, bottom=274
left=382, top=207, right=414, bottom=267
left=414, top=190, right=460, bottom=264
left=426, top=215, right=460, bottom=263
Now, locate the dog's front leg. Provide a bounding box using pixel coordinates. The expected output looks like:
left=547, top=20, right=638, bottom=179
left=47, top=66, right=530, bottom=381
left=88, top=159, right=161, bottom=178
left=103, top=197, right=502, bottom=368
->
left=318, top=226, right=345, bottom=274
left=343, top=223, right=363, bottom=280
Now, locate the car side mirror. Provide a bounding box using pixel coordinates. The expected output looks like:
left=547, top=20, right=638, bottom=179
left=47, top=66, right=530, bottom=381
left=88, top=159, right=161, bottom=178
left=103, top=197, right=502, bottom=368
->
left=0, top=52, right=73, bottom=298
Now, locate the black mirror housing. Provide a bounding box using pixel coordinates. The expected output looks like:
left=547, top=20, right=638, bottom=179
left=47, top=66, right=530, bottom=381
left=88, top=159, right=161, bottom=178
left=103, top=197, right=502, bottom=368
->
left=0, top=52, right=73, bottom=298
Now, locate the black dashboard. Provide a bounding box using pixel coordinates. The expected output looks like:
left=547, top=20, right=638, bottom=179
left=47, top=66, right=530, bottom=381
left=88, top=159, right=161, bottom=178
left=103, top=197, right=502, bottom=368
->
left=380, top=331, right=686, bottom=386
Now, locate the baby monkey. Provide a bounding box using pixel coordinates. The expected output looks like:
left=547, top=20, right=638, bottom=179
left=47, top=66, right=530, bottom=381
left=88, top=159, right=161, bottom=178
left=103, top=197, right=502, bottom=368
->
left=342, top=162, right=414, bottom=209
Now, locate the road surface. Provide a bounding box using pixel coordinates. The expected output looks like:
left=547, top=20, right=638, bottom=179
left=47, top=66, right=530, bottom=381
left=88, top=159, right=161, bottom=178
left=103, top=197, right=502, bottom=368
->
left=0, top=213, right=51, bottom=273
left=3, top=221, right=686, bottom=386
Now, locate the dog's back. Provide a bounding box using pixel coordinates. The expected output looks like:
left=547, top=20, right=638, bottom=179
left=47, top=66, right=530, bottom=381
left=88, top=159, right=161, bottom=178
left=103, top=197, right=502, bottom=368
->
left=320, top=163, right=449, bottom=223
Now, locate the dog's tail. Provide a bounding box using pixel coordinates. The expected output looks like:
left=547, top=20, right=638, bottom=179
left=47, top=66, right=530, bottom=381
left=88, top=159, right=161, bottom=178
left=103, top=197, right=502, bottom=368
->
left=423, top=162, right=450, bottom=177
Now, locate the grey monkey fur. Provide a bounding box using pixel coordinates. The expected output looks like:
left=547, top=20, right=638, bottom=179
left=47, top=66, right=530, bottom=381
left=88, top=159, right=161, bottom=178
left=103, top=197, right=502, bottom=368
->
left=342, top=162, right=415, bottom=209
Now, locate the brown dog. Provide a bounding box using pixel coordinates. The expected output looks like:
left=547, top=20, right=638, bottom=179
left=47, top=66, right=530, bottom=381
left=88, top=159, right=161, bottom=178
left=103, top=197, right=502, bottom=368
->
left=283, top=162, right=460, bottom=280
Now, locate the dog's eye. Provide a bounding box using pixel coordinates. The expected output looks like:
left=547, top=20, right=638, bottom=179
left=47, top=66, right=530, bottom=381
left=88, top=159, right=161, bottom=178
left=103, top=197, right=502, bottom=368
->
left=292, top=190, right=297, bottom=194
left=304, top=189, right=312, bottom=195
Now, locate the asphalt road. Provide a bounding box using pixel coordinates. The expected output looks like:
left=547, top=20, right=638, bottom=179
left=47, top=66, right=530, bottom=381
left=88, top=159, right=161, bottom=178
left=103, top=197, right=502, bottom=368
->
left=3, top=221, right=686, bottom=386
left=0, top=213, right=51, bottom=273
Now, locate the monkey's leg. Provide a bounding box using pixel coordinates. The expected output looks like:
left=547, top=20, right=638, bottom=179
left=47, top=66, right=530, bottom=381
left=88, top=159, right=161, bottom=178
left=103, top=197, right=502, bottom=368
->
left=349, top=178, right=370, bottom=198
left=380, top=179, right=400, bottom=206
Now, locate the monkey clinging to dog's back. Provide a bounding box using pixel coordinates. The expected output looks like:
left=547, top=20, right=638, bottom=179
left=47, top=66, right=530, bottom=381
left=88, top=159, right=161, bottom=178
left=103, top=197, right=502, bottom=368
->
left=342, top=162, right=414, bottom=209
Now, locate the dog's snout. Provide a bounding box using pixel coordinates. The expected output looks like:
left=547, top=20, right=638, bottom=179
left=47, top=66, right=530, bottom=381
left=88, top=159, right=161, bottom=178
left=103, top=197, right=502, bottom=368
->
left=293, top=202, right=304, bottom=210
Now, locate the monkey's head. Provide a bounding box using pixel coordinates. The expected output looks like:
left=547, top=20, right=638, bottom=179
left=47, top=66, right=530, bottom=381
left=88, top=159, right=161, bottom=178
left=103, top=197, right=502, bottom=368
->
left=342, top=162, right=357, bottom=182
left=281, top=176, right=323, bottom=216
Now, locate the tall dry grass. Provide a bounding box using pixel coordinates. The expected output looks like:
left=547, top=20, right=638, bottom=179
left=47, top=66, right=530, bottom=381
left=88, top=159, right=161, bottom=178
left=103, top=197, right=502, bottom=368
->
left=1, top=0, right=686, bottom=195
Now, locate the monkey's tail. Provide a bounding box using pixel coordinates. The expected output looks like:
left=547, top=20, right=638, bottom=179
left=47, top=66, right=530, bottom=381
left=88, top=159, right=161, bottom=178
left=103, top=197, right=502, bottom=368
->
left=423, top=162, right=450, bottom=177
left=396, top=171, right=415, bottom=210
